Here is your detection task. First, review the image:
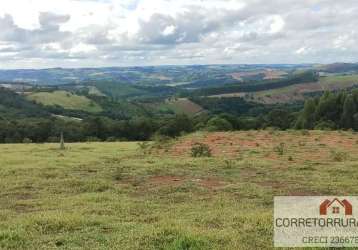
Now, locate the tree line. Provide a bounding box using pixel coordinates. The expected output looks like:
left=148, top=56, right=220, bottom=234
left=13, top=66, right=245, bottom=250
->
left=1, top=89, right=358, bottom=144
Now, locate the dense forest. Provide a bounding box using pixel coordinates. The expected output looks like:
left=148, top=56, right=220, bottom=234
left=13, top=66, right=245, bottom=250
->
left=1, top=83, right=358, bottom=143
left=296, top=90, right=358, bottom=130
left=189, top=70, right=319, bottom=96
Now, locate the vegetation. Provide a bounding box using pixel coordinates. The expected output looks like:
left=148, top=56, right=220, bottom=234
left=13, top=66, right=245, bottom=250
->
left=27, top=91, right=103, bottom=113
left=191, top=143, right=212, bottom=157
left=2, top=63, right=358, bottom=249
left=0, top=130, right=357, bottom=249
left=296, top=90, right=358, bottom=130
left=2, top=87, right=358, bottom=144
left=190, top=70, right=319, bottom=96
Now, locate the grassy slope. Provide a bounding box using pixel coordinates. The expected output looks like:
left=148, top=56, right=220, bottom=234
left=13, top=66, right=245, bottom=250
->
left=27, top=91, right=102, bottom=113
left=93, top=82, right=148, bottom=99
left=1, top=131, right=358, bottom=249
left=252, top=74, right=358, bottom=103
left=164, top=98, right=205, bottom=116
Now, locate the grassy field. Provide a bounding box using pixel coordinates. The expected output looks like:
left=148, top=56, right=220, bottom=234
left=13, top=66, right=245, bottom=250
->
left=159, top=98, right=205, bottom=117
left=27, top=91, right=102, bottom=113
left=251, top=74, right=358, bottom=104
left=163, top=98, right=205, bottom=116
left=208, top=74, right=358, bottom=104
left=1, top=130, right=358, bottom=249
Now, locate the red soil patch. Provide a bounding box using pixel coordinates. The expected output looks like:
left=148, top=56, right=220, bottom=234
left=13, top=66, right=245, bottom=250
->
left=287, top=190, right=321, bottom=196
left=147, top=175, right=184, bottom=187
left=194, top=178, right=227, bottom=189
left=167, top=131, right=358, bottom=162
left=255, top=181, right=287, bottom=189
left=169, top=132, right=277, bottom=158
left=144, top=175, right=227, bottom=190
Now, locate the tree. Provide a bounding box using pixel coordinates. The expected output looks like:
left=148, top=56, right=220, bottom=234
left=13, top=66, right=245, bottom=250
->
left=315, top=92, right=340, bottom=123
left=158, top=114, right=193, bottom=137
left=296, top=99, right=316, bottom=129
left=341, top=95, right=356, bottom=129
left=353, top=113, right=358, bottom=131
left=266, top=109, right=292, bottom=129
left=206, top=116, right=233, bottom=131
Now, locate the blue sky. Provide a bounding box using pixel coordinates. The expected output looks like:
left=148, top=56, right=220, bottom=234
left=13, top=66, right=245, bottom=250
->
left=0, top=0, right=357, bottom=68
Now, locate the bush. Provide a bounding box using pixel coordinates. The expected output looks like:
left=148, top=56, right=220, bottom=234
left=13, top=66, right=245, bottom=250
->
left=314, top=120, right=336, bottom=130
left=137, top=141, right=152, bottom=155
left=191, top=143, right=212, bottom=157
left=274, top=142, right=285, bottom=155
left=301, top=130, right=310, bottom=136
left=106, top=137, right=117, bottom=142
left=22, top=138, right=33, bottom=144
left=206, top=116, right=233, bottom=131
left=330, top=150, right=348, bottom=162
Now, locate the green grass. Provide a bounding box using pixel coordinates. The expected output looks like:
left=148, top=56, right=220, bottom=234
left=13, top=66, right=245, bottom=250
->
left=93, top=82, right=148, bottom=99
left=27, top=91, right=102, bottom=113
left=162, top=98, right=205, bottom=116
left=1, top=131, right=358, bottom=249
left=251, top=74, right=358, bottom=103
left=87, top=86, right=106, bottom=97
left=319, top=74, right=358, bottom=89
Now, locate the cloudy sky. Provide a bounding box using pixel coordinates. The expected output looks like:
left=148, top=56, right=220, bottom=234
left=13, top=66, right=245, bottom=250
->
left=0, top=0, right=357, bottom=68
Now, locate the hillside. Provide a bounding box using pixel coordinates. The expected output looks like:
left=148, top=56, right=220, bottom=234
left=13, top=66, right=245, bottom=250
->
left=0, top=131, right=357, bottom=249
left=250, top=74, right=358, bottom=104
left=164, top=98, right=205, bottom=116
left=0, top=87, right=49, bottom=119
left=27, top=91, right=103, bottom=113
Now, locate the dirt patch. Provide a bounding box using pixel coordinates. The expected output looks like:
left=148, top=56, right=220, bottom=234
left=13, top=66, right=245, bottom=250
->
left=169, top=132, right=263, bottom=157
left=287, top=190, right=322, bottom=196
left=0, top=192, right=34, bottom=200
left=13, top=203, right=36, bottom=213
left=194, top=178, right=227, bottom=189
left=165, top=131, right=358, bottom=163
left=147, top=175, right=185, bottom=187
left=168, top=132, right=277, bottom=158
left=143, top=175, right=226, bottom=189
left=255, top=181, right=287, bottom=189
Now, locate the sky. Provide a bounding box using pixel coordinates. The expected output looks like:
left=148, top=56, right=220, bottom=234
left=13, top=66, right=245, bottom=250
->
left=0, top=0, right=357, bottom=69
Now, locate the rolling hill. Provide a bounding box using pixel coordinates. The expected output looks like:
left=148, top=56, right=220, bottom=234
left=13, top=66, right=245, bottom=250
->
left=26, top=91, right=103, bottom=113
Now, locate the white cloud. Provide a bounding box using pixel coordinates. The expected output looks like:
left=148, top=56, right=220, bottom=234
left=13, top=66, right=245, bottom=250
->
left=162, top=25, right=176, bottom=36
left=295, top=47, right=307, bottom=55
left=0, top=0, right=357, bottom=68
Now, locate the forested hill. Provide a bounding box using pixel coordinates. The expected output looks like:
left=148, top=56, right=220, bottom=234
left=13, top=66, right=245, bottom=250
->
left=0, top=87, right=49, bottom=119
left=189, top=70, right=319, bottom=96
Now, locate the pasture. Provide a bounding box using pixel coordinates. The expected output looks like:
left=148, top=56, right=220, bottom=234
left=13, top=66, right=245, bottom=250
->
left=1, top=130, right=358, bottom=249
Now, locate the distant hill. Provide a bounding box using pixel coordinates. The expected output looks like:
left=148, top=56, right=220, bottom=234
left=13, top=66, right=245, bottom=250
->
left=316, top=63, right=358, bottom=73
left=0, top=87, right=49, bottom=119
left=164, top=98, right=205, bottom=116
left=26, top=91, right=103, bottom=113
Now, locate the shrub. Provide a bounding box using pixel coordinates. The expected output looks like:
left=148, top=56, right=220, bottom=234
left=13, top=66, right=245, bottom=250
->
left=206, top=116, right=233, bottom=131
left=274, top=142, right=285, bottom=155
left=330, top=150, right=348, bottom=162
left=223, top=159, right=235, bottom=169
left=106, top=137, right=117, bottom=142
left=138, top=141, right=152, bottom=155
left=113, top=166, right=126, bottom=181
left=314, top=120, right=336, bottom=130
left=301, top=130, right=310, bottom=136
left=191, top=143, right=212, bottom=157
left=22, top=138, right=32, bottom=144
